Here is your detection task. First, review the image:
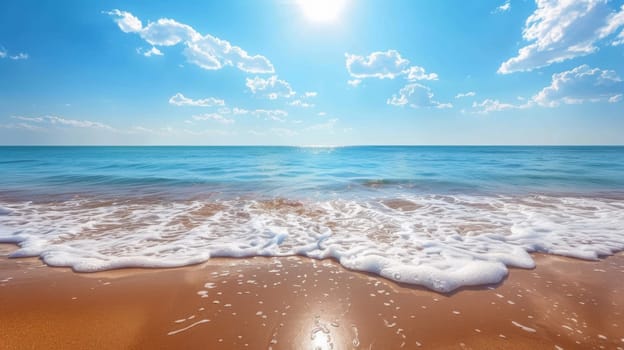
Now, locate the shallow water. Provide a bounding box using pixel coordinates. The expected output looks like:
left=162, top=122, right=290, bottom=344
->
left=1, top=146, right=623, bottom=292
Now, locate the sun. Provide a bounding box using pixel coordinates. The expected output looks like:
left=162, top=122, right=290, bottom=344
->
left=298, top=0, right=348, bottom=22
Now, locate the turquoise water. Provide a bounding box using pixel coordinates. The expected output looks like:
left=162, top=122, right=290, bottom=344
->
left=1, top=146, right=623, bottom=292
left=1, top=146, right=623, bottom=200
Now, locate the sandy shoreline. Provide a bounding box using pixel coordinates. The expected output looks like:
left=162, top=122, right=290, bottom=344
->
left=1, top=244, right=623, bottom=349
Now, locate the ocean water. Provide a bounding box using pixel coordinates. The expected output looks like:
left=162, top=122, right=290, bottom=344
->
left=1, top=146, right=623, bottom=292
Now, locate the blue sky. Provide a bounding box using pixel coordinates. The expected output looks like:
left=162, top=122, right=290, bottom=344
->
left=1, top=0, right=623, bottom=145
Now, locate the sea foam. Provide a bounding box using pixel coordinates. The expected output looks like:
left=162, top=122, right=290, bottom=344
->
left=0, top=194, right=623, bottom=292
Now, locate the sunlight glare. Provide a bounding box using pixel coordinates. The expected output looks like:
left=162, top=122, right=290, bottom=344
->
left=298, top=0, right=348, bottom=22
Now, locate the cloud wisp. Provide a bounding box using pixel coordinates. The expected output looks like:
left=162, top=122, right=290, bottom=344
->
left=387, top=83, right=452, bottom=109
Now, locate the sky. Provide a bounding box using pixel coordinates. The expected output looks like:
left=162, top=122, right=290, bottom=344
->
left=1, top=0, right=623, bottom=145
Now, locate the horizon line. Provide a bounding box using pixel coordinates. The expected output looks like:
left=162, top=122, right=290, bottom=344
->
left=1, top=144, right=624, bottom=147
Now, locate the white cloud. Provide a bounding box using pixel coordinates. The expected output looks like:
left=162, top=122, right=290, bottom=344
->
left=46, top=116, right=114, bottom=130
left=227, top=107, right=288, bottom=122
left=345, top=50, right=438, bottom=82
left=494, top=0, right=511, bottom=13
left=289, top=99, right=315, bottom=108
left=245, top=76, right=295, bottom=99
left=251, top=109, right=288, bottom=121
left=304, top=91, right=318, bottom=98
left=600, top=5, right=624, bottom=45
left=11, top=116, right=44, bottom=122
left=346, top=50, right=409, bottom=79
left=185, top=34, right=274, bottom=73
left=0, top=47, right=28, bottom=60
left=140, top=18, right=199, bottom=46
left=406, top=66, right=438, bottom=81
left=1, top=119, right=46, bottom=131
left=498, top=0, right=624, bottom=74
left=613, top=30, right=624, bottom=45
left=455, top=91, right=476, bottom=98
left=10, top=115, right=116, bottom=130
left=473, top=65, right=622, bottom=113
left=106, top=9, right=274, bottom=74
left=9, top=53, right=28, bottom=60
left=347, top=79, right=362, bottom=87
left=317, top=112, right=327, bottom=116
left=472, top=99, right=527, bottom=114
left=192, top=113, right=234, bottom=124
left=140, top=46, right=163, bottom=57
left=168, top=93, right=225, bottom=107
left=533, top=64, right=624, bottom=106
left=609, top=94, right=623, bottom=102
left=387, top=83, right=452, bottom=109
left=104, top=9, right=143, bottom=33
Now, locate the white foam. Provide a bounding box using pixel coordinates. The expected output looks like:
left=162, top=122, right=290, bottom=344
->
left=512, top=321, right=536, bottom=333
left=1, top=194, right=623, bottom=292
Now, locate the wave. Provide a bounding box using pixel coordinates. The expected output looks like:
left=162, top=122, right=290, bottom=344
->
left=1, top=194, right=623, bottom=292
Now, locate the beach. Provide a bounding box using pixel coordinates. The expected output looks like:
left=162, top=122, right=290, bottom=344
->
left=3, top=0, right=624, bottom=345
left=1, top=243, right=622, bottom=349
left=1, top=146, right=624, bottom=349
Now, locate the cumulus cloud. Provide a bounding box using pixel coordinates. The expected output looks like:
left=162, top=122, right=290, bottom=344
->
left=387, top=83, right=452, bottom=109
left=345, top=50, right=410, bottom=79
left=498, top=0, right=624, bottom=74
left=168, top=93, right=225, bottom=107
left=106, top=9, right=274, bottom=74
left=455, top=91, right=476, bottom=98
left=140, top=18, right=199, bottom=46
left=533, top=64, right=624, bottom=106
left=192, top=113, right=234, bottom=124
left=104, top=9, right=143, bottom=33
left=345, top=50, right=443, bottom=104
left=245, top=76, right=295, bottom=99
left=474, top=65, right=622, bottom=113
left=345, top=50, right=438, bottom=82
left=406, top=66, right=438, bottom=81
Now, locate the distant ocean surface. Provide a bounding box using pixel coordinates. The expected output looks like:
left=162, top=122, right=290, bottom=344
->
left=1, top=146, right=624, bottom=292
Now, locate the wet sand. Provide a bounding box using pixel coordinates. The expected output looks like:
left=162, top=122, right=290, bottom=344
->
left=1, top=244, right=623, bottom=350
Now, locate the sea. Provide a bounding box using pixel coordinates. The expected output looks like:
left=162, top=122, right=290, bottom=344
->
left=1, top=146, right=623, bottom=292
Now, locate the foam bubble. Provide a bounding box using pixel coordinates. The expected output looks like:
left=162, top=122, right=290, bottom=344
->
left=1, top=194, right=623, bottom=292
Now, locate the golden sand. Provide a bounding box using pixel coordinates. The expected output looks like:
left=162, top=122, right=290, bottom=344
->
left=1, top=244, right=622, bottom=349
